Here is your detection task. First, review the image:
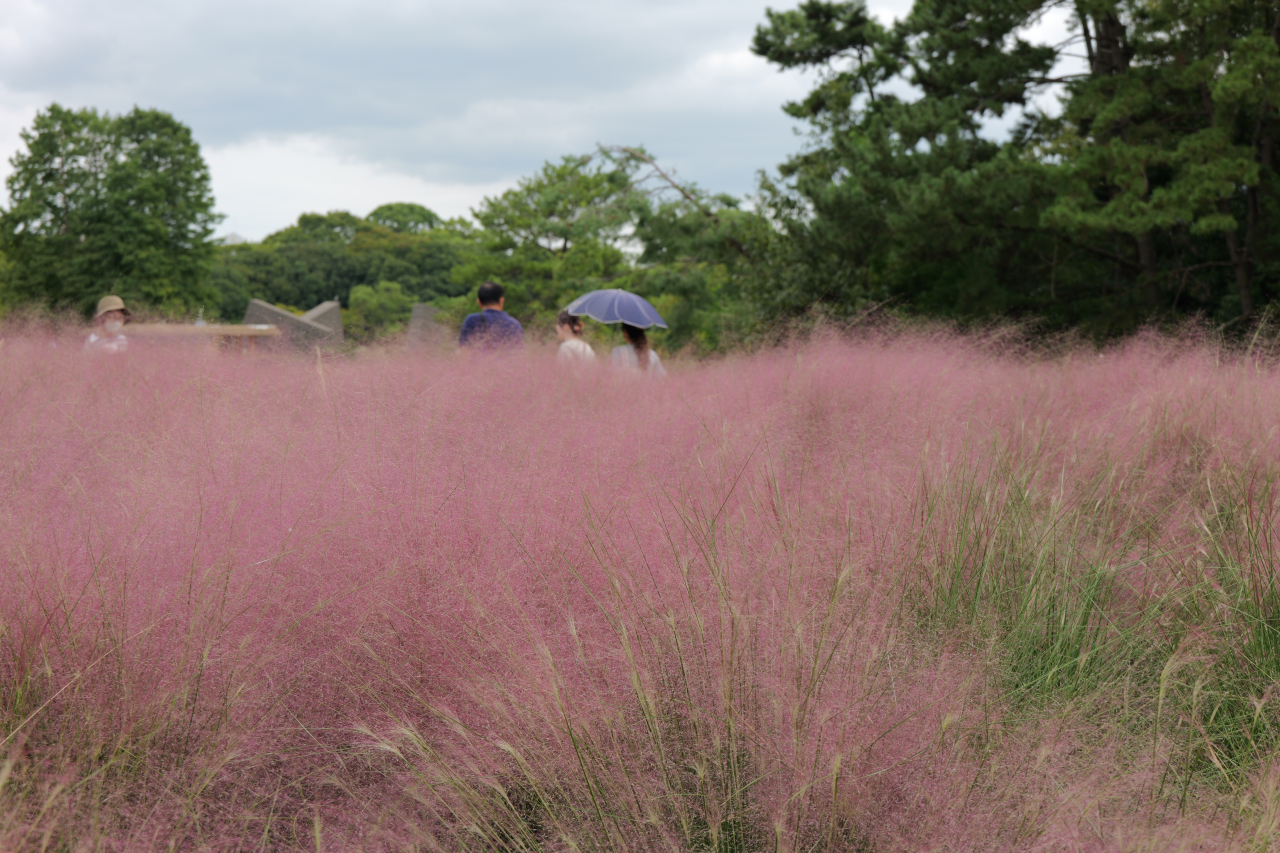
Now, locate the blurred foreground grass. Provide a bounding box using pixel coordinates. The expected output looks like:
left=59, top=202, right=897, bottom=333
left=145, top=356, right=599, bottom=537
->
left=3, top=331, right=1280, bottom=850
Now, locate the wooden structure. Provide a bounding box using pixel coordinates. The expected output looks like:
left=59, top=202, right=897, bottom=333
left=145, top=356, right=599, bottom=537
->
left=128, top=323, right=281, bottom=352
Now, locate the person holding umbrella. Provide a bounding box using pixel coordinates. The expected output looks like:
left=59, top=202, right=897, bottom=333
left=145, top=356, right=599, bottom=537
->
left=563, top=289, right=667, bottom=379
left=613, top=324, right=665, bottom=377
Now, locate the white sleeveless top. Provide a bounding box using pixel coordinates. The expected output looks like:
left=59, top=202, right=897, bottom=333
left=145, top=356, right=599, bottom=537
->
left=610, top=345, right=666, bottom=377
left=85, top=332, right=128, bottom=354
left=557, top=338, right=596, bottom=363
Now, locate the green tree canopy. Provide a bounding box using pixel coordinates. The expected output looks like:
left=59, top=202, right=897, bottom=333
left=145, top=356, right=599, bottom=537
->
left=751, top=0, right=1280, bottom=334
left=0, top=104, right=221, bottom=316
left=445, top=149, right=762, bottom=350
left=367, top=202, right=442, bottom=234
left=1042, top=0, right=1280, bottom=319
left=447, top=154, right=639, bottom=328
left=346, top=280, right=415, bottom=341
left=261, top=211, right=364, bottom=247
left=208, top=209, right=476, bottom=327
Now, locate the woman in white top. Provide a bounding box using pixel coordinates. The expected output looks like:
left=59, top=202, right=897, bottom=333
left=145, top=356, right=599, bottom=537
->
left=556, top=311, right=596, bottom=364
left=611, top=324, right=666, bottom=378
left=84, top=294, right=131, bottom=354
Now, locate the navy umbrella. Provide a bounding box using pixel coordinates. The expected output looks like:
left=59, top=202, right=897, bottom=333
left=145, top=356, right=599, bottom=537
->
left=565, top=289, right=668, bottom=330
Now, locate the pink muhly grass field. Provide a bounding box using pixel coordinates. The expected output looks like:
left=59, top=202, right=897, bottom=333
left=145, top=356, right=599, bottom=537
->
left=3, top=329, right=1280, bottom=851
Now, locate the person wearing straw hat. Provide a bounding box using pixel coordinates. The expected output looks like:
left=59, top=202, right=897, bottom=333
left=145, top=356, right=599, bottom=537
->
left=85, top=295, right=132, bottom=354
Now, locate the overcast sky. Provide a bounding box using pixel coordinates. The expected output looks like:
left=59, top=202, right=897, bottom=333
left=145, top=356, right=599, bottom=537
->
left=0, top=0, right=1075, bottom=241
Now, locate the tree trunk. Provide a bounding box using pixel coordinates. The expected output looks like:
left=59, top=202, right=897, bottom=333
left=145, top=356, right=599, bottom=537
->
left=1136, top=230, right=1160, bottom=309
left=1247, top=181, right=1263, bottom=304
left=1222, top=200, right=1254, bottom=318
left=1078, top=7, right=1096, bottom=70
left=1092, top=13, right=1129, bottom=75
left=1258, top=129, right=1274, bottom=306
left=1225, top=235, right=1254, bottom=319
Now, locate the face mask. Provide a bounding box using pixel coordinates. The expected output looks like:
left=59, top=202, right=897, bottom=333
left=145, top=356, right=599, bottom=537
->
left=104, top=320, right=124, bottom=334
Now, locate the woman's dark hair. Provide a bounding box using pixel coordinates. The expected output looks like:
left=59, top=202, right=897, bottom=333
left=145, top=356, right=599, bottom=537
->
left=477, top=281, right=504, bottom=306
left=557, top=310, right=584, bottom=335
left=621, top=324, right=650, bottom=369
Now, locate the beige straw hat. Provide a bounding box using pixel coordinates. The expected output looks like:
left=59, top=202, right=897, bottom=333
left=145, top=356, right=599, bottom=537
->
left=94, top=295, right=132, bottom=320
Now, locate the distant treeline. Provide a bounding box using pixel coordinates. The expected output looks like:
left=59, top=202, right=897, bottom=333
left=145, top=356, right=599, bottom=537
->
left=3, top=0, right=1279, bottom=344
left=211, top=151, right=763, bottom=348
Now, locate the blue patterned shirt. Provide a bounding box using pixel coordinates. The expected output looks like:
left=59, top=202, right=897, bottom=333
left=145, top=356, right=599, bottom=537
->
left=459, top=308, right=523, bottom=349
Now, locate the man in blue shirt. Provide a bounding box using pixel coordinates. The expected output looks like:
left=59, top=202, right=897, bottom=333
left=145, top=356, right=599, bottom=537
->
left=459, top=282, right=524, bottom=349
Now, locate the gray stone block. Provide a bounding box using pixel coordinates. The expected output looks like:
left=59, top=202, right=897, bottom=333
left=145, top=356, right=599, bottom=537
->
left=243, top=299, right=343, bottom=347
left=407, top=303, right=449, bottom=350
left=302, top=301, right=343, bottom=341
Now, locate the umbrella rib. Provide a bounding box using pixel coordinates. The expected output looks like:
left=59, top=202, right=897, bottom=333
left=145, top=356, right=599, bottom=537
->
left=565, top=288, right=667, bottom=329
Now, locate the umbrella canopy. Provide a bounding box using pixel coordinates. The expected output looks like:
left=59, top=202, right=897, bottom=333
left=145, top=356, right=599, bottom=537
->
left=565, top=289, right=668, bottom=329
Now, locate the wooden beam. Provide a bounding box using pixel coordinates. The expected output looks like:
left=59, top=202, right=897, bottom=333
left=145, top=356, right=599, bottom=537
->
left=127, top=324, right=281, bottom=338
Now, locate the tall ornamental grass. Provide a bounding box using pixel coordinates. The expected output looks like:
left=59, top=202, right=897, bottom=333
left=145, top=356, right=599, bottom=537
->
left=3, top=330, right=1280, bottom=850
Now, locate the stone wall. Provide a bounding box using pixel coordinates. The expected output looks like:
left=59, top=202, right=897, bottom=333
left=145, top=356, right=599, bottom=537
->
left=243, top=300, right=343, bottom=347
left=407, top=303, right=449, bottom=350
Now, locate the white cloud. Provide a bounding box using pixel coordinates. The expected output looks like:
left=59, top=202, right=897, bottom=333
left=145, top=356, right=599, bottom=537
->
left=865, top=0, right=915, bottom=22
left=0, top=0, right=1083, bottom=243
left=1, top=0, right=818, bottom=237
left=205, top=135, right=513, bottom=240
left=0, top=0, right=52, bottom=60
left=1026, top=4, right=1089, bottom=117
left=0, top=86, right=42, bottom=187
